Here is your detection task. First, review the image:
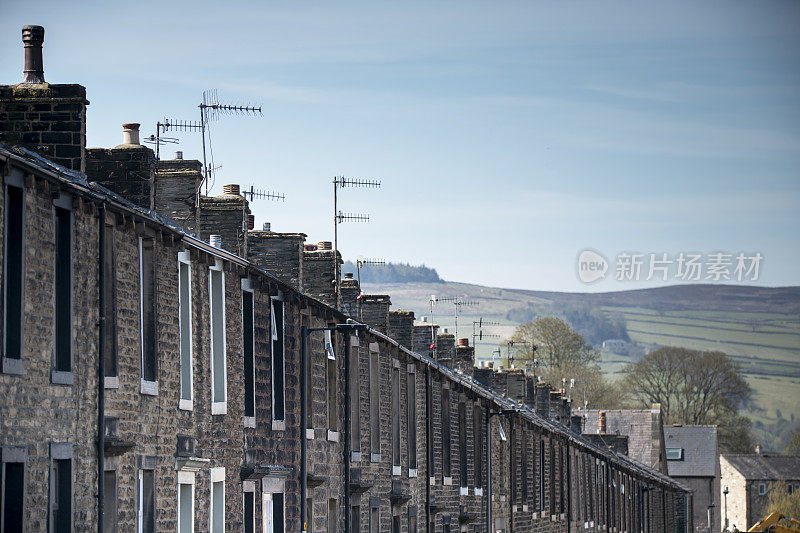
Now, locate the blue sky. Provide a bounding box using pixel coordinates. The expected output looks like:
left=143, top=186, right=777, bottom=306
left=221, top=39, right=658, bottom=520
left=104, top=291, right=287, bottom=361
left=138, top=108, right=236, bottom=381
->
left=2, top=1, right=799, bottom=291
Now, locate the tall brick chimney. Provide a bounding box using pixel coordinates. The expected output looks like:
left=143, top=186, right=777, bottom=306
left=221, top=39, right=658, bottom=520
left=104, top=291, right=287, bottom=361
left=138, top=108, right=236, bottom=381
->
left=198, top=184, right=251, bottom=257
left=388, top=309, right=415, bottom=349
left=153, top=153, right=203, bottom=232
left=340, top=273, right=361, bottom=318
left=302, top=244, right=341, bottom=309
left=86, top=123, right=156, bottom=210
left=0, top=26, right=89, bottom=172
left=359, top=294, right=391, bottom=334
left=535, top=382, right=551, bottom=418
left=412, top=319, right=437, bottom=358
left=436, top=330, right=455, bottom=365
left=247, top=229, right=306, bottom=290
left=454, top=338, right=475, bottom=376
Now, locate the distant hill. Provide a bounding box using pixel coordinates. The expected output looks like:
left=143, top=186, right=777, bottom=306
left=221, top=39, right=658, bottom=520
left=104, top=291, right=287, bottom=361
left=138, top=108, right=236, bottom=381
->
left=360, top=279, right=800, bottom=450
left=342, top=261, right=443, bottom=284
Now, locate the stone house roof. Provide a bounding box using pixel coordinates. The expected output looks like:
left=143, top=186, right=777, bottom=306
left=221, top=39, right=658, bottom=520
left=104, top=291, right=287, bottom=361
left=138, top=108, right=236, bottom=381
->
left=722, top=454, right=800, bottom=481
left=663, top=425, right=717, bottom=478
left=583, top=408, right=667, bottom=473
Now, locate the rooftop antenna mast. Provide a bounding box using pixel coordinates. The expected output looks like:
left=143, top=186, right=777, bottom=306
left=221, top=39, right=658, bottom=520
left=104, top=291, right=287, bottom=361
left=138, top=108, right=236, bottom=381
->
left=241, top=185, right=286, bottom=231
left=471, top=318, right=500, bottom=358
left=429, top=295, right=479, bottom=348
left=355, top=258, right=386, bottom=286
left=333, top=176, right=381, bottom=306
left=200, top=89, right=262, bottom=195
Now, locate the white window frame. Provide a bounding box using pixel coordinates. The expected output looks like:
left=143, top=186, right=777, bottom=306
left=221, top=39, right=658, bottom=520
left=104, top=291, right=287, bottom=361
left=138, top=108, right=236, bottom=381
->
left=262, top=477, right=286, bottom=533
left=209, top=260, right=227, bottom=415
left=270, top=293, right=286, bottom=430
left=210, top=467, right=226, bottom=533
left=177, top=470, right=195, bottom=533
left=242, top=279, right=256, bottom=427
left=758, top=482, right=766, bottom=495
left=178, top=251, right=193, bottom=411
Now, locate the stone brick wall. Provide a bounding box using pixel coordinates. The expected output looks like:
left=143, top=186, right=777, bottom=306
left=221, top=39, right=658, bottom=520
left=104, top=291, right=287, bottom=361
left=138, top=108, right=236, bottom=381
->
left=198, top=192, right=249, bottom=257
left=0, top=83, right=88, bottom=172
left=359, top=294, right=391, bottom=334
left=85, top=145, right=156, bottom=211
left=247, top=231, right=306, bottom=290
left=154, top=158, right=202, bottom=232
left=302, top=249, right=340, bottom=309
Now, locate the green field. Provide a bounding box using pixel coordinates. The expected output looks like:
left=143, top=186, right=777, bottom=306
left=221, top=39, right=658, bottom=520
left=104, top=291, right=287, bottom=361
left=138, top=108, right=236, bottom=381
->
left=363, top=281, right=800, bottom=434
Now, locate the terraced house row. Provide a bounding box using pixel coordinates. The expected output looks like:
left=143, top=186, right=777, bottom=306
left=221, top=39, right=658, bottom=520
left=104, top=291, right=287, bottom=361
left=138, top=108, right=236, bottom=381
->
left=0, top=26, right=692, bottom=533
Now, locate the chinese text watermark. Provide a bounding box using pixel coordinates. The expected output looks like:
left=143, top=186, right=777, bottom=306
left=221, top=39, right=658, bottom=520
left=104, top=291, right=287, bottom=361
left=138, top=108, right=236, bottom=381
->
left=577, top=250, right=763, bottom=284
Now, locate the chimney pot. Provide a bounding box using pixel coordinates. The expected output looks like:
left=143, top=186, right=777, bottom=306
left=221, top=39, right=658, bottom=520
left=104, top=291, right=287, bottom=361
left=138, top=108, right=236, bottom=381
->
left=458, top=338, right=469, bottom=347
left=122, top=123, right=140, bottom=145
left=246, top=214, right=255, bottom=230
left=175, top=151, right=183, bottom=160
left=22, top=25, right=45, bottom=84
left=263, top=222, right=271, bottom=232
left=599, top=411, right=607, bottom=434
left=344, top=272, right=354, bottom=279
left=222, top=184, right=240, bottom=196
left=317, top=241, right=332, bottom=251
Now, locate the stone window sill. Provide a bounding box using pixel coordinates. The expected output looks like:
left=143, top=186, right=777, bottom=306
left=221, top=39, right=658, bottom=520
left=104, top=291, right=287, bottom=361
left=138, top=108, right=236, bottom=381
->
left=2, top=357, right=23, bottom=375
left=272, top=420, right=286, bottom=431
left=211, top=401, right=227, bottom=415
left=51, top=370, right=74, bottom=385
left=443, top=476, right=453, bottom=486
left=244, top=416, right=255, bottom=428
left=306, top=428, right=314, bottom=440
left=179, top=398, right=193, bottom=411
left=370, top=453, right=381, bottom=463
left=140, top=379, right=158, bottom=396
left=104, top=376, right=119, bottom=389
left=327, top=430, right=339, bottom=442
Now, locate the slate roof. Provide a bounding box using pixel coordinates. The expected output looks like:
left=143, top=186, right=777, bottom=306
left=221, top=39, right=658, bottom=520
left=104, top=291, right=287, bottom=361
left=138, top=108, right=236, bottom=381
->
left=663, top=425, right=717, bottom=478
left=722, top=454, right=800, bottom=481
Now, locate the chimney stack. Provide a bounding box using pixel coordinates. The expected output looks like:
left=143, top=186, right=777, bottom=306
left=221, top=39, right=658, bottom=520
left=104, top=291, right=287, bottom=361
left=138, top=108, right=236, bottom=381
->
left=1, top=26, right=89, bottom=172
left=121, top=123, right=140, bottom=146
left=22, top=25, right=45, bottom=84
left=175, top=150, right=183, bottom=160
left=599, top=411, right=607, bottom=434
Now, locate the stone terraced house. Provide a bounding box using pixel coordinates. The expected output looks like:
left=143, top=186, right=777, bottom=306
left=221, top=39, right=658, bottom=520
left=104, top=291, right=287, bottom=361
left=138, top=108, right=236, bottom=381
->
left=0, top=25, right=692, bottom=533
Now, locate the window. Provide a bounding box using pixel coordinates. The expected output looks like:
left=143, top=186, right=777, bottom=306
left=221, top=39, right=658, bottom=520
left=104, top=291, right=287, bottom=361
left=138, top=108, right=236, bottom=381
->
left=138, top=237, right=157, bottom=389
left=550, top=440, right=555, bottom=516
left=539, top=439, right=545, bottom=510
left=442, top=385, right=451, bottom=479
left=473, top=405, right=483, bottom=489
left=104, top=469, right=118, bottom=533
left=392, top=515, right=400, bottom=533
left=50, top=443, right=72, bottom=533
left=303, top=316, right=312, bottom=432
left=350, top=337, right=360, bottom=458
left=369, top=502, right=379, bottom=533
left=2, top=446, right=26, bottom=533
left=458, top=399, right=467, bottom=489
left=407, top=364, right=417, bottom=474
left=242, top=280, right=255, bottom=421
left=392, top=360, right=400, bottom=474
left=3, top=173, right=24, bottom=375
left=758, top=483, right=766, bottom=495
left=305, top=497, right=312, bottom=533
left=210, top=467, right=225, bottom=533
left=178, top=252, right=192, bottom=409
left=520, top=429, right=527, bottom=503
left=103, top=223, right=117, bottom=381
left=351, top=504, right=360, bottom=533
left=327, top=499, right=337, bottom=533
left=369, top=343, right=380, bottom=460
left=407, top=507, right=417, bottom=533
left=665, top=448, right=683, bottom=461
left=54, top=199, right=73, bottom=380
left=262, top=479, right=285, bottom=533
left=327, top=331, right=337, bottom=433
left=210, top=261, right=226, bottom=413
left=177, top=471, right=194, bottom=533
left=138, top=467, right=155, bottom=533
left=271, top=297, right=285, bottom=425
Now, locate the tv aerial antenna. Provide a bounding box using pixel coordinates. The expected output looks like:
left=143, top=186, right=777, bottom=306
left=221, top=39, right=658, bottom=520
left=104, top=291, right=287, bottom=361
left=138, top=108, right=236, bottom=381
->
left=332, top=176, right=381, bottom=306
left=355, top=258, right=385, bottom=286
left=149, top=90, right=262, bottom=195
left=471, top=318, right=500, bottom=354
left=240, top=185, right=286, bottom=231
left=429, top=295, right=479, bottom=345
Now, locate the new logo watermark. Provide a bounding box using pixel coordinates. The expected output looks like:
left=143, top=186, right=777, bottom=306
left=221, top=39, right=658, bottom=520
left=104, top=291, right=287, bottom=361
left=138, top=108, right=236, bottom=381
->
left=576, top=250, right=763, bottom=284
left=577, top=249, right=609, bottom=283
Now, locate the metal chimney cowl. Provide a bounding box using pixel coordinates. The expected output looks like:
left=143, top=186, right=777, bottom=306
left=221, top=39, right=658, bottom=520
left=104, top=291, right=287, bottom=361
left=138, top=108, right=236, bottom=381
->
left=22, top=25, right=45, bottom=84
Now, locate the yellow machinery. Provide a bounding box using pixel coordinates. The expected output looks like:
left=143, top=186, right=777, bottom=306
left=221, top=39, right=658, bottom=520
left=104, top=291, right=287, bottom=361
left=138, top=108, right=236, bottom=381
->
left=748, top=512, right=800, bottom=533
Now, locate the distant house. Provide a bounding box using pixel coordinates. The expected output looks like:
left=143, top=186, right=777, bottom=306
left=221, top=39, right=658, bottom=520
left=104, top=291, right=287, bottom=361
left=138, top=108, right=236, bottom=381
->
left=664, top=425, right=720, bottom=533
left=719, top=453, right=800, bottom=530
left=583, top=407, right=668, bottom=474
left=601, top=339, right=628, bottom=351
